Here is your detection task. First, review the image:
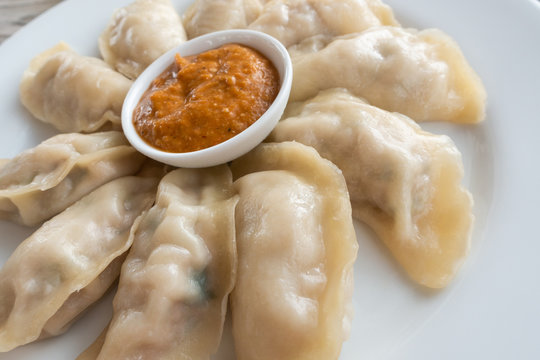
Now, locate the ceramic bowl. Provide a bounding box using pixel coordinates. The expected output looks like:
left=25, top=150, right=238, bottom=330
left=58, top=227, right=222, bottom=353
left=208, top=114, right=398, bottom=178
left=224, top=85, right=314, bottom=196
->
left=122, top=29, right=292, bottom=168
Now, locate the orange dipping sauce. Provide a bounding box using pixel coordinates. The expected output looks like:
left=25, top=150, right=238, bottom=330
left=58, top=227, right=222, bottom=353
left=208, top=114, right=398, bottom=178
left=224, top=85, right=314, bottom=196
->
left=133, top=44, right=280, bottom=153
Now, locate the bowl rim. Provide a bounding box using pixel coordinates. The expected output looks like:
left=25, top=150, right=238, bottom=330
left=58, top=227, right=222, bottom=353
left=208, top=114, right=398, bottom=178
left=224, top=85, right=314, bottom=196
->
left=121, top=29, right=293, bottom=168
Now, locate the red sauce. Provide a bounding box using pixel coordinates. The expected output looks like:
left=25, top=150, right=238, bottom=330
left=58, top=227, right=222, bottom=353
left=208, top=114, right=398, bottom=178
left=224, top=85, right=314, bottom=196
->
left=133, top=44, right=280, bottom=153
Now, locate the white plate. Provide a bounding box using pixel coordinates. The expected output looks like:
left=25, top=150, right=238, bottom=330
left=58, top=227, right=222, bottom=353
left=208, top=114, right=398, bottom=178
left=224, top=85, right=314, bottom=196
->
left=0, top=0, right=539, bottom=359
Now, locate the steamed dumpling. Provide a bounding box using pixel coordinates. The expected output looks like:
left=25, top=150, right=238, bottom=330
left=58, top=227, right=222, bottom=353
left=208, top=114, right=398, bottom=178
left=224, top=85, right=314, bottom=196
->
left=19, top=42, right=132, bottom=133
left=83, top=167, right=237, bottom=359
left=249, top=0, right=399, bottom=47
left=290, top=26, right=486, bottom=123
left=270, top=88, right=473, bottom=288
left=0, top=131, right=145, bottom=226
left=183, top=0, right=266, bottom=38
left=100, top=0, right=187, bottom=79
left=0, top=176, right=158, bottom=352
left=231, top=142, right=358, bottom=360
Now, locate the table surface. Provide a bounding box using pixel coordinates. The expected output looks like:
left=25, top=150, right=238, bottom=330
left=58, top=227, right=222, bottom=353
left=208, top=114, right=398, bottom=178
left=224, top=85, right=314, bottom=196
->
left=0, top=0, right=63, bottom=43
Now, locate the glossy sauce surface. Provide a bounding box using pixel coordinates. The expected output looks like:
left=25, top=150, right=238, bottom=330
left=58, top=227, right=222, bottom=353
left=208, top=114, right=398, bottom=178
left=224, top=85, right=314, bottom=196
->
left=133, top=44, right=280, bottom=153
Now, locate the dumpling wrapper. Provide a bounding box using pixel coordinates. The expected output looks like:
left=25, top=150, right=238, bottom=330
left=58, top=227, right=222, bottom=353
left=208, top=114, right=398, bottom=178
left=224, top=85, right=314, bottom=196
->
left=270, top=88, right=473, bottom=288
left=0, top=131, right=145, bottom=226
left=19, top=42, right=132, bottom=133
left=231, top=142, right=358, bottom=360
left=0, top=176, right=158, bottom=352
left=290, top=26, right=486, bottom=123
left=248, top=0, right=399, bottom=47
left=81, top=167, right=237, bottom=360
left=183, top=0, right=266, bottom=38
left=100, top=0, right=187, bottom=80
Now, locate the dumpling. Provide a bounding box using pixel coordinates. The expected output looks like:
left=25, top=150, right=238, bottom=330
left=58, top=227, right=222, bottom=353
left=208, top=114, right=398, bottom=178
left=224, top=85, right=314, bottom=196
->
left=231, top=142, right=358, bottom=360
left=183, top=0, right=266, bottom=38
left=100, top=0, right=187, bottom=80
left=81, top=167, right=237, bottom=359
left=248, top=0, right=399, bottom=47
left=270, top=88, right=473, bottom=288
left=19, top=42, right=132, bottom=133
left=0, top=176, right=158, bottom=352
left=290, top=26, right=486, bottom=123
left=0, top=131, right=145, bottom=226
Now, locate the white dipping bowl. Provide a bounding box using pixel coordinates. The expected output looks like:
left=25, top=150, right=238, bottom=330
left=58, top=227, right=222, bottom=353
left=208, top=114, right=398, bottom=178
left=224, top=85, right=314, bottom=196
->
left=122, top=29, right=292, bottom=168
